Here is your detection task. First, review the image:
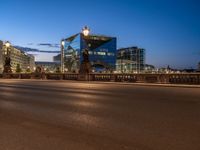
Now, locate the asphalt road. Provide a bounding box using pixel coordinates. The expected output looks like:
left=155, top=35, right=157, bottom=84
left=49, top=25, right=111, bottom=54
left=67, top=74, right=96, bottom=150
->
left=0, top=79, right=200, bottom=150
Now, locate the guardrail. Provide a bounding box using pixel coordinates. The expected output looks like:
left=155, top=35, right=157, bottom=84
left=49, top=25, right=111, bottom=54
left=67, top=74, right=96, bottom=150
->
left=0, top=73, right=200, bottom=85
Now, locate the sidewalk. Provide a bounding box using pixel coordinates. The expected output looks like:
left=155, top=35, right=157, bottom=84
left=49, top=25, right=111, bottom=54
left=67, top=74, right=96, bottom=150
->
left=105, top=82, right=200, bottom=88
left=75, top=80, right=200, bottom=88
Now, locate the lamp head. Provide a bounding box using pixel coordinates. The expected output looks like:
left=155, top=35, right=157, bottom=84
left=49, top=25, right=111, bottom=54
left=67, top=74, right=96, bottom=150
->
left=82, top=26, right=90, bottom=36
left=61, top=40, right=65, bottom=46
left=5, top=41, right=11, bottom=48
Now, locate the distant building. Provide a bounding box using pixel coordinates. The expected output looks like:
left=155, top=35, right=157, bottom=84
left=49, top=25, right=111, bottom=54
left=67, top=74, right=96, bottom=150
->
left=144, top=64, right=156, bottom=73
left=198, top=62, right=200, bottom=71
left=116, top=47, right=145, bottom=73
left=0, top=40, right=35, bottom=73
left=35, top=61, right=60, bottom=73
left=53, top=54, right=61, bottom=63
left=27, top=54, right=35, bottom=72
left=61, top=29, right=117, bottom=73
left=181, top=68, right=196, bottom=73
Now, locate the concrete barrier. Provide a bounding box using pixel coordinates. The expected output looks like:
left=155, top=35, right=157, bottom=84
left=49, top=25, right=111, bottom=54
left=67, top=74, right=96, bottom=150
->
left=0, top=73, right=200, bottom=85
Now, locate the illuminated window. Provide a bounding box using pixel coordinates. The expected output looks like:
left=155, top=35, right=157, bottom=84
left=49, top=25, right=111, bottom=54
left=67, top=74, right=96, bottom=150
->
left=97, top=52, right=106, bottom=55
left=107, top=52, right=115, bottom=56
left=89, top=51, right=93, bottom=54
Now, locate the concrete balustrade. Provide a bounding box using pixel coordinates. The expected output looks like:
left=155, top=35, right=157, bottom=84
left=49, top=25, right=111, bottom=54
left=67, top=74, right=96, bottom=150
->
left=0, top=73, right=200, bottom=85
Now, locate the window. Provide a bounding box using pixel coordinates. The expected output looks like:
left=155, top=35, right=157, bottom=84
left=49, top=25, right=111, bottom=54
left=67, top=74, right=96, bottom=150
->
left=107, top=52, right=115, bottom=56
left=97, top=52, right=106, bottom=55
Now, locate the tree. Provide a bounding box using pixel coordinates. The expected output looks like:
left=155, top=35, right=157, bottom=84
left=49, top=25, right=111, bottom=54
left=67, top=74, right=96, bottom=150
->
left=35, top=66, right=42, bottom=73
left=16, top=64, right=22, bottom=73
left=26, top=67, right=31, bottom=73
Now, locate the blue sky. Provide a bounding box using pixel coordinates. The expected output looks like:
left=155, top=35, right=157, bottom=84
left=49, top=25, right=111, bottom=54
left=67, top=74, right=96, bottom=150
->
left=0, top=0, right=200, bottom=68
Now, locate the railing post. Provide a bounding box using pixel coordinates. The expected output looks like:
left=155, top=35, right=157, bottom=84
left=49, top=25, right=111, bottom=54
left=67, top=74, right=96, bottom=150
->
left=165, top=74, right=170, bottom=84
left=60, top=73, right=63, bottom=80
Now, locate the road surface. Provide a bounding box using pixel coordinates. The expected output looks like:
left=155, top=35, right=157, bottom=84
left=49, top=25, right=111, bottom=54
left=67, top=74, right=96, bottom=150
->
left=0, top=79, right=200, bottom=150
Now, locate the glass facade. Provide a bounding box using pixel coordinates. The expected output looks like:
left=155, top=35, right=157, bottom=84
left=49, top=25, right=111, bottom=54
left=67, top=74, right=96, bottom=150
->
left=61, top=33, right=116, bottom=73
left=116, top=47, right=145, bottom=73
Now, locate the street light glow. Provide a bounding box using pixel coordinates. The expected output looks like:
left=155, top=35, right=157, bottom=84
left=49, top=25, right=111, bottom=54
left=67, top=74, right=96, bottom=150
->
left=61, top=40, right=65, bottom=46
left=82, top=26, right=90, bottom=36
left=5, top=41, right=11, bottom=48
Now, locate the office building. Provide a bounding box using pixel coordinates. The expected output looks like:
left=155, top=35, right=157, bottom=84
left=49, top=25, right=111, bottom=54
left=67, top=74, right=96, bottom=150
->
left=0, top=40, right=35, bottom=73
left=116, top=47, right=145, bottom=73
left=144, top=64, right=156, bottom=73
left=53, top=54, right=61, bottom=63
left=61, top=27, right=117, bottom=73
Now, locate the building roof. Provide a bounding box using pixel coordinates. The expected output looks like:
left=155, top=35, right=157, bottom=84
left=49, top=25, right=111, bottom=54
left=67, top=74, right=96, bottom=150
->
left=118, top=46, right=144, bottom=50
left=64, top=33, right=116, bottom=41
left=35, top=61, right=60, bottom=65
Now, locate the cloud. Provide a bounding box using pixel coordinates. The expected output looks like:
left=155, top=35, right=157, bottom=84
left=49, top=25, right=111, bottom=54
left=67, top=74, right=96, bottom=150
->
left=14, top=46, right=60, bottom=53
left=39, top=50, right=60, bottom=53
left=31, top=54, right=39, bottom=56
left=38, top=43, right=60, bottom=48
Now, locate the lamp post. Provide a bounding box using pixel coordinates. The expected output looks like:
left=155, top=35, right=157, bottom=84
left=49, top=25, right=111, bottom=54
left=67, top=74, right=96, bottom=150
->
left=5, top=41, right=10, bottom=52
left=81, top=26, right=91, bottom=71
left=120, top=51, right=124, bottom=73
left=3, top=41, right=12, bottom=73
left=78, top=26, right=91, bottom=81
left=61, top=39, right=65, bottom=73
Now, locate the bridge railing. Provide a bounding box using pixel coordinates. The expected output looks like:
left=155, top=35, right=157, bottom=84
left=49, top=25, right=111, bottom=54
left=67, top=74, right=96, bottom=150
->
left=0, top=73, right=200, bottom=85
left=169, top=74, right=200, bottom=84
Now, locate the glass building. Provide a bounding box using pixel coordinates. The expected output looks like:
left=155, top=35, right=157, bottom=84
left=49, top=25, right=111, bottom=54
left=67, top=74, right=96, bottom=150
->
left=61, top=33, right=117, bottom=73
left=116, top=47, right=145, bottom=73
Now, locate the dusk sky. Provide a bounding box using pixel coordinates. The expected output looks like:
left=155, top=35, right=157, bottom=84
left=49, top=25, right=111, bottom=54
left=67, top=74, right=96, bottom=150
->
left=0, top=0, right=200, bottom=69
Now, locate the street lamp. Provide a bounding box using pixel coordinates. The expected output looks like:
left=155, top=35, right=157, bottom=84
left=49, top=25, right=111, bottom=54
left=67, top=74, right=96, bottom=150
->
left=5, top=41, right=10, bottom=48
left=79, top=26, right=91, bottom=75
left=61, top=40, right=65, bottom=47
left=3, top=41, right=12, bottom=73
left=5, top=41, right=10, bottom=55
left=82, top=26, right=90, bottom=36
left=61, top=39, right=65, bottom=73
left=120, top=51, right=124, bottom=73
